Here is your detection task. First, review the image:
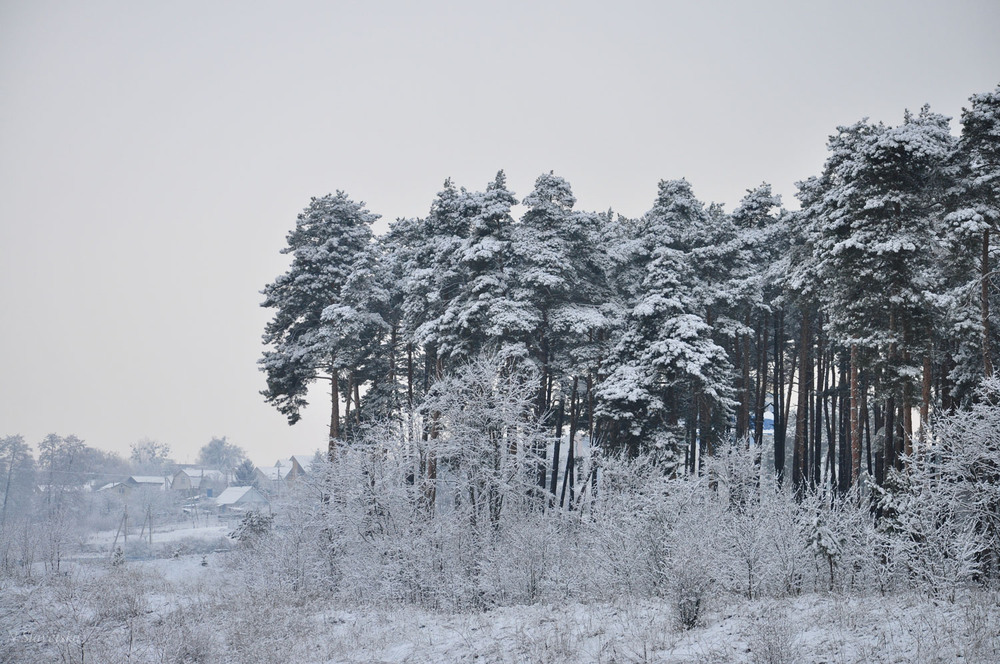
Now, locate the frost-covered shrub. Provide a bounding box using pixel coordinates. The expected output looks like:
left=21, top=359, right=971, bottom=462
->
left=870, top=378, right=1000, bottom=599
left=144, top=604, right=221, bottom=664
left=229, top=510, right=274, bottom=546
left=420, top=355, right=548, bottom=533
left=931, top=377, right=1000, bottom=578
left=303, top=356, right=570, bottom=610
left=666, top=516, right=715, bottom=629
left=583, top=454, right=677, bottom=597
left=707, top=442, right=814, bottom=599
left=0, top=517, right=39, bottom=581
left=813, top=487, right=884, bottom=593
left=656, top=480, right=720, bottom=629
left=877, top=464, right=983, bottom=601
left=747, top=602, right=800, bottom=664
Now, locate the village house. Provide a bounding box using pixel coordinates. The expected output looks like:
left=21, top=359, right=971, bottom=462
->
left=171, top=468, right=227, bottom=498
left=96, top=475, right=170, bottom=496
left=127, top=475, right=170, bottom=490
left=214, top=485, right=269, bottom=514
left=252, top=454, right=318, bottom=495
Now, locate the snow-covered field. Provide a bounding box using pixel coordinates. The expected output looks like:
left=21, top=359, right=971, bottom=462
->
left=3, top=545, right=998, bottom=664
left=83, top=519, right=231, bottom=550
left=297, top=592, right=999, bottom=663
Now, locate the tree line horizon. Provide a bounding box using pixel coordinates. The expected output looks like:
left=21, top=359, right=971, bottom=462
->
left=260, top=84, right=1000, bottom=498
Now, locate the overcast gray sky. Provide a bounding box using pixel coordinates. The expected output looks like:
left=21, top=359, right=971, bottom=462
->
left=1, top=0, right=998, bottom=466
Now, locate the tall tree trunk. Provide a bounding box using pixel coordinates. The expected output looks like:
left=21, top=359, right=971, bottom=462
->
left=896, top=402, right=906, bottom=472
left=389, top=324, right=399, bottom=417
left=902, top=353, right=913, bottom=461
left=407, top=343, right=415, bottom=444
left=587, top=371, right=595, bottom=443
left=774, top=311, right=786, bottom=483
left=983, top=228, right=993, bottom=377
left=920, top=354, right=932, bottom=437
left=561, top=378, right=579, bottom=508
left=562, top=412, right=577, bottom=510
left=884, top=310, right=899, bottom=477
left=536, top=318, right=550, bottom=417
left=793, top=310, right=811, bottom=497
left=344, top=372, right=353, bottom=432
left=838, top=355, right=850, bottom=494
left=329, top=366, right=340, bottom=458
left=546, top=371, right=554, bottom=416
left=420, top=344, right=440, bottom=512
left=407, top=343, right=414, bottom=412
left=699, top=392, right=713, bottom=461
left=940, top=350, right=956, bottom=413
left=881, top=396, right=895, bottom=485
left=754, top=310, right=769, bottom=450
left=354, top=375, right=362, bottom=427
left=737, top=327, right=751, bottom=441
left=824, top=348, right=837, bottom=493
left=850, top=344, right=861, bottom=487
left=688, top=393, right=699, bottom=475
left=782, top=334, right=799, bottom=480
left=825, top=393, right=836, bottom=494
left=863, top=387, right=872, bottom=478
left=812, top=320, right=825, bottom=489
left=550, top=395, right=565, bottom=497
left=536, top=344, right=551, bottom=489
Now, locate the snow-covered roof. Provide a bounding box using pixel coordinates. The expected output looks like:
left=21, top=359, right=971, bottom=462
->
left=98, top=482, right=123, bottom=491
left=170, top=468, right=229, bottom=490
left=259, top=461, right=293, bottom=481
left=257, top=466, right=283, bottom=481
left=215, top=486, right=268, bottom=506
left=290, top=454, right=317, bottom=473
left=129, top=476, right=168, bottom=487
left=175, top=468, right=225, bottom=481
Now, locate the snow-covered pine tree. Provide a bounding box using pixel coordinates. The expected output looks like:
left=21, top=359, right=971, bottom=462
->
left=515, top=171, right=582, bottom=416
left=372, top=217, right=427, bottom=431
left=597, top=179, right=733, bottom=468
left=514, top=172, right=615, bottom=491
left=802, top=109, right=954, bottom=484
left=260, top=192, right=380, bottom=455
left=326, top=237, right=393, bottom=435
left=399, top=178, right=470, bottom=383
left=943, top=85, right=1000, bottom=399
left=723, top=184, right=783, bottom=447
left=436, top=171, right=533, bottom=364
left=388, top=179, right=479, bottom=505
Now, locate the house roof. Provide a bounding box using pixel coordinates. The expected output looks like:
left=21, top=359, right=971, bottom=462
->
left=290, top=454, right=318, bottom=474
left=258, top=463, right=291, bottom=481
left=215, top=486, right=268, bottom=506
left=129, top=476, right=168, bottom=487
left=174, top=468, right=226, bottom=481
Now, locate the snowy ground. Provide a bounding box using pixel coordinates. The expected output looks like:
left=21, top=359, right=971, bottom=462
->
left=3, top=546, right=998, bottom=663
left=84, top=517, right=231, bottom=548
left=269, top=592, right=999, bottom=663
left=75, top=519, right=232, bottom=562
left=5, top=515, right=999, bottom=663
